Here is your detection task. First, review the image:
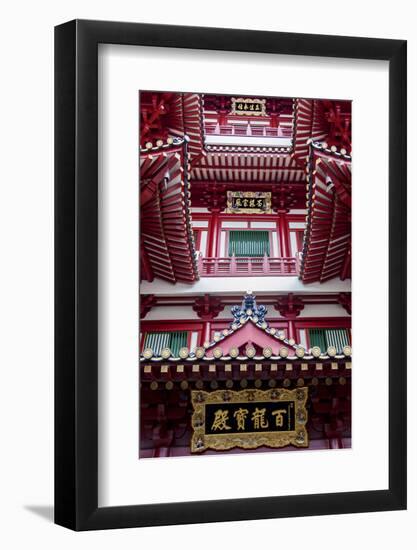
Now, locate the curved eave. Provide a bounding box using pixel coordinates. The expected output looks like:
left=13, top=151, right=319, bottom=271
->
left=140, top=354, right=352, bottom=387
left=140, top=140, right=199, bottom=284
left=292, top=99, right=328, bottom=166
left=165, top=92, right=205, bottom=161
left=299, top=145, right=351, bottom=284
left=140, top=353, right=352, bottom=363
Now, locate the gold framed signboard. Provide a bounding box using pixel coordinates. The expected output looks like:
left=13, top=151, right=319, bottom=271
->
left=231, top=97, right=266, bottom=116
left=226, top=191, right=272, bottom=214
left=191, top=388, right=308, bottom=453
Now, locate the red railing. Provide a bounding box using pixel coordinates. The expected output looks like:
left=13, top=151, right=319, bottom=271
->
left=198, top=256, right=297, bottom=277
left=205, top=124, right=292, bottom=138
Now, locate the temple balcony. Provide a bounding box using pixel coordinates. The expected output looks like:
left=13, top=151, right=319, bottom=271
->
left=197, top=254, right=298, bottom=277
left=204, top=123, right=292, bottom=148
left=205, top=123, right=292, bottom=138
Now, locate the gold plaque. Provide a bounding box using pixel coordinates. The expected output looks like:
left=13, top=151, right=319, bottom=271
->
left=226, top=191, right=272, bottom=214
left=231, top=97, right=266, bottom=116
left=191, top=388, right=308, bottom=453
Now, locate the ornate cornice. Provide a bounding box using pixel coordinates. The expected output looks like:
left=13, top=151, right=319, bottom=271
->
left=192, top=294, right=225, bottom=320
left=274, top=293, right=304, bottom=319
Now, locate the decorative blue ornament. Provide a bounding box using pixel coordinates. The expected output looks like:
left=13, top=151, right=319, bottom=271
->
left=230, top=292, right=268, bottom=326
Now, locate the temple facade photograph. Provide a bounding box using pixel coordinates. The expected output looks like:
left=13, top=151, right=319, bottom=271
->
left=139, top=91, right=352, bottom=458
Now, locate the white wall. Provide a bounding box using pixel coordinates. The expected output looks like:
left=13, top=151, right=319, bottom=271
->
left=298, top=304, right=349, bottom=318
left=143, top=305, right=200, bottom=321
left=141, top=276, right=351, bottom=295
left=0, top=1, right=414, bottom=549
left=144, top=303, right=350, bottom=321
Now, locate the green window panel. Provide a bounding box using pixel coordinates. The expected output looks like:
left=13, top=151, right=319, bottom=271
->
left=143, top=331, right=188, bottom=356
left=228, top=230, right=270, bottom=257
left=325, top=329, right=350, bottom=352
left=168, top=331, right=188, bottom=356
left=308, top=328, right=350, bottom=353
left=309, top=329, right=327, bottom=351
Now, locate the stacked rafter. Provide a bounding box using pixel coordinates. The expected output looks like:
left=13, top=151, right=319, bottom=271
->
left=182, top=93, right=205, bottom=159
left=299, top=145, right=351, bottom=283
left=191, top=152, right=304, bottom=183
left=140, top=140, right=199, bottom=284
left=164, top=92, right=205, bottom=161
left=292, top=99, right=328, bottom=166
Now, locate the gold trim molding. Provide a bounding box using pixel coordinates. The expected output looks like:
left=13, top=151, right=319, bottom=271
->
left=191, top=388, right=308, bottom=453
left=226, top=191, right=272, bottom=214
left=231, top=97, right=266, bottom=116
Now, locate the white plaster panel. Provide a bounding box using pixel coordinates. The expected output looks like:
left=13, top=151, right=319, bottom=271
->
left=250, top=221, right=277, bottom=229
left=200, top=230, right=208, bottom=256
left=271, top=231, right=279, bottom=256
left=221, top=221, right=248, bottom=228
left=298, top=304, right=350, bottom=318
left=142, top=305, right=198, bottom=321
left=297, top=329, right=307, bottom=348
left=140, top=277, right=352, bottom=296
left=190, top=207, right=209, bottom=213
left=290, top=232, right=298, bottom=256
left=192, top=220, right=209, bottom=228
left=219, top=231, right=226, bottom=256
left=190, top=331, right=198, bottom=351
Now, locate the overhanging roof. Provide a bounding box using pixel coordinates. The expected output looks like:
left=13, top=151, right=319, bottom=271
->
left=299, top=143, right=352, bottom=283
left=140, top=292, right=352, bottom=362
left=140, top=138, right=199, bottom=284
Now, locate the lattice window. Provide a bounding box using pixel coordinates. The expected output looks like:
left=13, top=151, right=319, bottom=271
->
left=143, top=331, right=188, bottom=356
left=228, top=230, right=270, bottom=257
left=308, top=328, right=350, bottom=353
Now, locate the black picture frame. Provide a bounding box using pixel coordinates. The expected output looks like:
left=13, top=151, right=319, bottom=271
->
left=55, top=19, right=407, bottom=531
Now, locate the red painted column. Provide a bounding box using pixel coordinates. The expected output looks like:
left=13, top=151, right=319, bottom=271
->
left=278, top=211, right=291, bottom=257
left=208, top=208, right=220, bottom=258
left=201, top=319, right=212, bottom=345
left=287, top=320, right=296, bottom=341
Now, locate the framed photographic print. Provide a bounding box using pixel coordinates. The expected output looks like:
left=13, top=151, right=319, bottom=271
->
left=55, top=20, right=407, bottom=530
